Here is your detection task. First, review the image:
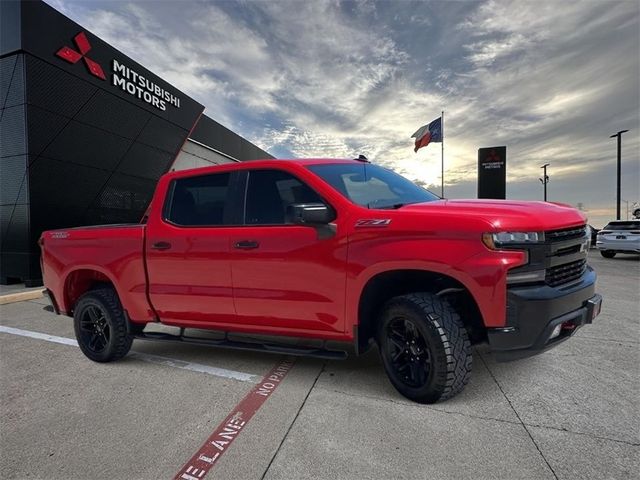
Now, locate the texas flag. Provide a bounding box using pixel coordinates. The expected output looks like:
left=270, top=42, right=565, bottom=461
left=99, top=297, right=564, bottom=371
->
left=411, top=117, right=442, bottom=153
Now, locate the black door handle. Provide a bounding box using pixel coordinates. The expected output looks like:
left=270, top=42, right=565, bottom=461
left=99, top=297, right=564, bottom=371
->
left=151, top=241, right=172, bottom=251
left=234, top=240, right=260, bottom=250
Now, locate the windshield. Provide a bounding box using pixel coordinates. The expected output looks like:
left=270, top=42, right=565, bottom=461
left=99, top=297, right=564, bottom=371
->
left=308, top=163, right=439, bottom=209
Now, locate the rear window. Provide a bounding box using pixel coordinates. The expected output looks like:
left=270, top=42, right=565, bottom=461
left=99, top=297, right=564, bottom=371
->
left=603, top=221, right=640, bottom=231
left=165, top=172, right=231, bottom=226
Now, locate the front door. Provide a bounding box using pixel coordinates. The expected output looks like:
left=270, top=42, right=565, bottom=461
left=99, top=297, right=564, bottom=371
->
left=230, top=169, right=347, bottom=335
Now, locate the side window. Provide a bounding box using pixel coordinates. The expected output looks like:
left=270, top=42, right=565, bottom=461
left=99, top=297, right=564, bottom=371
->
left=245, top=170, right=325, bottom=225
left=166, top=172, right=231, bottom=226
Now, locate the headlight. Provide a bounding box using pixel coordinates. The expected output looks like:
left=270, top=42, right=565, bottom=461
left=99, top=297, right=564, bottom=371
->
left=482, top=231, right=545, bottom=249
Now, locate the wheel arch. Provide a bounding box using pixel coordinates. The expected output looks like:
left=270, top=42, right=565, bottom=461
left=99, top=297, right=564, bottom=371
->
left=62, top=267, right=119, bottom=315
left=354, top=268, right=486, bottom=354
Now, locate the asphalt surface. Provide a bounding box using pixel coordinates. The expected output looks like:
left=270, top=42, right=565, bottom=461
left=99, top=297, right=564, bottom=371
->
left=1, top=253, right=638, bottom=479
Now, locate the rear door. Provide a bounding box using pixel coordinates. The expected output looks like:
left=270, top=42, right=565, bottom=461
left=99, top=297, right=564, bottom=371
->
left=229, top=168, right=348, bottom=335
left=145, top=170, right=242, bottom=326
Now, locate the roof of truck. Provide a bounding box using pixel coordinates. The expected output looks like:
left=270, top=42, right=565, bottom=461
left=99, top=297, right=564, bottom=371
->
left=164, top=158, right=366, bottom=179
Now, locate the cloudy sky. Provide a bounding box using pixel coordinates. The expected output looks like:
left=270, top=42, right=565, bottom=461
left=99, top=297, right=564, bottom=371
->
left=47, top=0, right=639, bottom=227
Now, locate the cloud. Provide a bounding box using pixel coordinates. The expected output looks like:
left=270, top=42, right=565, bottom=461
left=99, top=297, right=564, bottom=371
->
left=46, top=0, right=639, bottom=227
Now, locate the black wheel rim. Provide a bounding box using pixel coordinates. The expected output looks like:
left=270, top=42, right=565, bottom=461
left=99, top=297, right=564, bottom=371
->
left=385, top=317, right=432, bottom=388
left=78, top=305, right=110, bottom=354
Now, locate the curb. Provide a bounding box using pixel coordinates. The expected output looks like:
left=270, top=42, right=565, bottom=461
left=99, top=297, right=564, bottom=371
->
left=0, top=289, right=45, bottom=305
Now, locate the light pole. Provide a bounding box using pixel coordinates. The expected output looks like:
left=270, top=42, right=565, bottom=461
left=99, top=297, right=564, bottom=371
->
left=539, top=163, right=550, bottom=201
left=609, top=130, right=629, bottom=220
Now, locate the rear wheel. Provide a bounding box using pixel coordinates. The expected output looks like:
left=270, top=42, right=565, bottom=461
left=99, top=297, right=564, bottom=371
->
left=73, top=288, right=133, bottom=362
left=600, top=250, right=616, bottom=258
left=377, top=293, right=472, bottom=403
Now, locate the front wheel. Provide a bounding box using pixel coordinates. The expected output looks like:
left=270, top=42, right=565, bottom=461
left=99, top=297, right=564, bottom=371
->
left=600, top=250, right=616, bottom=258
left=73, top=288, right=133, bottom=362
left=377, top=293, right=472, bottom=403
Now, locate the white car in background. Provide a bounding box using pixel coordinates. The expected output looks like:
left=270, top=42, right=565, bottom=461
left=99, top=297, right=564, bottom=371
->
left=596, top=220, right=640, bottom=258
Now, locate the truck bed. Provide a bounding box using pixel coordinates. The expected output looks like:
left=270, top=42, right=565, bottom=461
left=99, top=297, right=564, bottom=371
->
left=41, top=224, right=152, bottom=321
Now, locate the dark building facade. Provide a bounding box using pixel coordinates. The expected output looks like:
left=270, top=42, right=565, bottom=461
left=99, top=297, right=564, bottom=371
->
left=0, top=0, right=272, bottom=285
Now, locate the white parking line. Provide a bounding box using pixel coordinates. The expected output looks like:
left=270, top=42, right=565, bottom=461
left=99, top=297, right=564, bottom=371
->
left=0, top=325, right=258, bottom=383
left=0, top=325, right=77, bottom=346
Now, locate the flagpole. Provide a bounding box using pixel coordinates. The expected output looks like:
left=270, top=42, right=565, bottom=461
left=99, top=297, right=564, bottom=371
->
left=441, top=110, right=445, bottom=198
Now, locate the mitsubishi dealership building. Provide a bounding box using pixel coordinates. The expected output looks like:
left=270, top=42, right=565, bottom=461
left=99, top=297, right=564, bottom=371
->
left=0, top=0, right=273, bottom=285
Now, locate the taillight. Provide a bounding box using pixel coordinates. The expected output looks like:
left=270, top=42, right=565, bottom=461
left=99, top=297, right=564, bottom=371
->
left=630, top=231, right=640, bottom=234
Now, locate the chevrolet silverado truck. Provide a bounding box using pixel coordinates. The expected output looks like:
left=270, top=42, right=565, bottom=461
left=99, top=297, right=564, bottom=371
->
left=40, top=158, right=602, bottom=403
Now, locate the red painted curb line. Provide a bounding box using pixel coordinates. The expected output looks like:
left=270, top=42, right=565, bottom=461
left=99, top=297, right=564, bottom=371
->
left=174, top=358, right=296, bottom=480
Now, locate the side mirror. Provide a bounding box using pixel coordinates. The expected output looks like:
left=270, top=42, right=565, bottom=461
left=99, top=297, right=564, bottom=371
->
left=287, top=203, right=334, bottom=225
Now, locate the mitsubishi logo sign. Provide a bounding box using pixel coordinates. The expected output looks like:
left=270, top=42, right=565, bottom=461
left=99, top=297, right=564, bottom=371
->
left=56, top=32, right=106, bottom=80
left=54, top=31, right=181, bottom=111
left=482, top=149, right=504, bottom=170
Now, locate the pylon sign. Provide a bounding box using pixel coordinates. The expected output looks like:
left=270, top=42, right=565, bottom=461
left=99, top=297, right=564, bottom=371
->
left=478, top=146, right=506, bottom=199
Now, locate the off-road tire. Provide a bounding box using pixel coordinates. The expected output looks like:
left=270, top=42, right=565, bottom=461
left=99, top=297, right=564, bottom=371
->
left=377, top=292, right=472, bottom=403
left=73, top=288, right=133, bottom=362
left=600, top=250, right=616, bottom=258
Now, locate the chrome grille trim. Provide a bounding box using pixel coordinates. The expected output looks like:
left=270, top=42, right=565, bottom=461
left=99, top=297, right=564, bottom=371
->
left=546, top=259, right=587, bottom=287
left=546, top=225, right=587, bottom=243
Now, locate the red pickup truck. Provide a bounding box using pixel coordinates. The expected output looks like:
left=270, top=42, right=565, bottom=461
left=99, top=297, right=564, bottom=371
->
left=40, top=158, right=602, bottom=403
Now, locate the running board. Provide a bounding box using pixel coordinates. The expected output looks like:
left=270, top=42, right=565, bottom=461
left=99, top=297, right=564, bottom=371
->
left=133, top=331, right=348, bottom=360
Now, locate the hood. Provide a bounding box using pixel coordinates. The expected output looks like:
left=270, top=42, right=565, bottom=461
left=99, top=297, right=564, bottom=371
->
left=400, top=199, right=587, bottom=231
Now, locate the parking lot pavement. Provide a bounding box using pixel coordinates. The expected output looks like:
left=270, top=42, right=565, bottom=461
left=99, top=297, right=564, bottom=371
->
left=263, top=386, right=554, bottom=480
left=1, top=253, right=638, bottom=479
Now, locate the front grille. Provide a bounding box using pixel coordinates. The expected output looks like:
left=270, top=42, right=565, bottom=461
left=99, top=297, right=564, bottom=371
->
left=546, top=225, right=587, bottom=243
left=546, top=259, right=587, bottom=287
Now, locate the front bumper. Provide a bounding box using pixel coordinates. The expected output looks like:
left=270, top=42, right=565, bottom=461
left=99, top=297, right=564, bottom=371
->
left=488, top=266, right=601, bottom=361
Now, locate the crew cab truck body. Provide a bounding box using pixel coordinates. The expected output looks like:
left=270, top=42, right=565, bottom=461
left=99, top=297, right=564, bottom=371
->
left=40, top=159, right=602, bottom=403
